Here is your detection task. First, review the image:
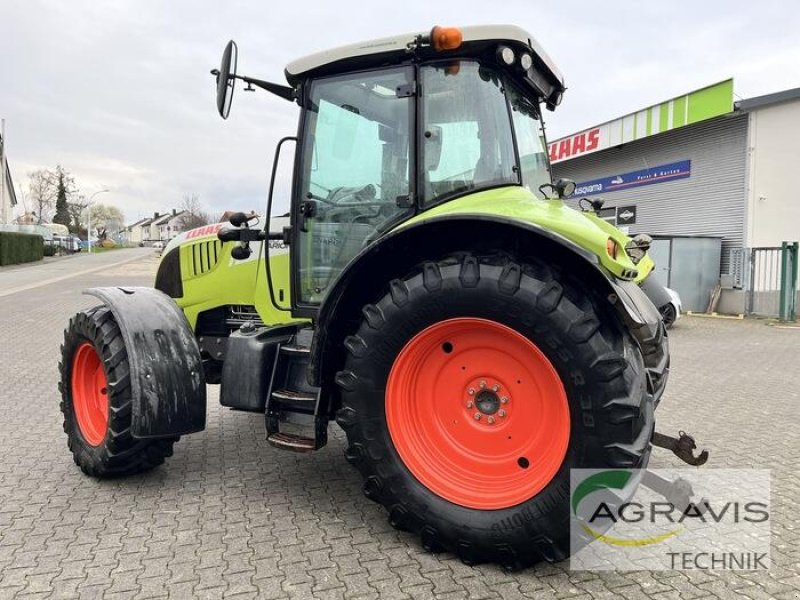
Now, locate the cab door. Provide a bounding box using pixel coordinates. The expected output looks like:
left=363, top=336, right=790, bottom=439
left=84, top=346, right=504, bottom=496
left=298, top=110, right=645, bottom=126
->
left=290, top=66, right=415, bottom=317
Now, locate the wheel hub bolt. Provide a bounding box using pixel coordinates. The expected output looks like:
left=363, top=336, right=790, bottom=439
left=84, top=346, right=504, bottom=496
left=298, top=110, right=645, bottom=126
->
left=466, top=401, right=474, bottom=409
left=498, top=409, right=506, bottom=417
left=487, top=416, right=495, bottom=424
left=468, top=388, right=475, bottom=395
left=500, top=396, right=508, bottom=404
left=479, top=380, right=486, bottom=389
left=474, top=413, right=481, bottom=421
left=492, top=384, right=500, bottom=392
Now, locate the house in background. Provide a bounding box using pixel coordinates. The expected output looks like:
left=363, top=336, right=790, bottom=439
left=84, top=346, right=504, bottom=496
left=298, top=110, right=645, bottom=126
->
left=149, top=209, right=186, bottom=242
left=0, top=134, right=18, bottom=225
left=122, top=217, right=153, bottom=245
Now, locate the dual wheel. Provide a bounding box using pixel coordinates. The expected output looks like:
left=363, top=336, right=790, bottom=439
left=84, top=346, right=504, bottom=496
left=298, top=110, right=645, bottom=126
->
left=336, top=252, right=657, bottom=569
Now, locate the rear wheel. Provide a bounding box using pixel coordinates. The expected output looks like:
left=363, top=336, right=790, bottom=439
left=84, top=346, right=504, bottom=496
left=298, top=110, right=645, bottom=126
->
left=336, top=253, right=654, bottom=569
left=59, top=306, right=177, bottom=477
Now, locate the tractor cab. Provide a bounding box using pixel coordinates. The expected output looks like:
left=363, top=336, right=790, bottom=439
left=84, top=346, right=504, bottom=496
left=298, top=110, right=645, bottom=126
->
left=213, top=25, right=567, bottom=315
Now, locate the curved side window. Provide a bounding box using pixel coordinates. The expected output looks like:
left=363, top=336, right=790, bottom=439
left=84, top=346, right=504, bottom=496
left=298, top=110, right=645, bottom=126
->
left=420, top=62, right=518, bottom=206
left=505, top=81, right=551, bottom=194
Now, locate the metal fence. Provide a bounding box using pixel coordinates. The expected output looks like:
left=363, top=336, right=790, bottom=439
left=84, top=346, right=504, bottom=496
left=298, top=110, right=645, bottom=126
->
left=725, top=243, right=799, bottom=319
left=747, top=247, right=783, bottom=317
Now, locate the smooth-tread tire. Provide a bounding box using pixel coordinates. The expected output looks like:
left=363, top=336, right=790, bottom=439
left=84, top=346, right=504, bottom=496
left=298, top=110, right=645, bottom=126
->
left=335, top=252, right=656, bottom=569
left=59, top=305, right=177, bottom=477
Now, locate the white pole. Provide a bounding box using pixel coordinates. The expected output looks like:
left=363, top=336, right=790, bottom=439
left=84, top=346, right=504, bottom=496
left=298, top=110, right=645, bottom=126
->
left=1, top=119, right=6, bottom=225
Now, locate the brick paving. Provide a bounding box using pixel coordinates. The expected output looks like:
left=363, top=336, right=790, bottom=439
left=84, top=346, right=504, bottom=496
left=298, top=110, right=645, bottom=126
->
left=0, top=253, right=798, bottom=599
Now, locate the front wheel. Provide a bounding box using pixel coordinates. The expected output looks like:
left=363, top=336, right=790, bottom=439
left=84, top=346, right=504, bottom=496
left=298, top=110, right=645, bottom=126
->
left=59, top=306, right=177, bottom=477
left=335, top=253, right=655, bottom=569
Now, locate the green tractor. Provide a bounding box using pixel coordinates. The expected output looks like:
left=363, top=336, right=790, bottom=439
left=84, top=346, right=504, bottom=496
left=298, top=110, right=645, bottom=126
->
left=59, top=25, right=704, bottom=568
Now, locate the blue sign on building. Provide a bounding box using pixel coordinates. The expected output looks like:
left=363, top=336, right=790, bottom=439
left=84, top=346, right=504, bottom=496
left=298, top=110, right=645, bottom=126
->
left=574, top=160, right=691, bottom=197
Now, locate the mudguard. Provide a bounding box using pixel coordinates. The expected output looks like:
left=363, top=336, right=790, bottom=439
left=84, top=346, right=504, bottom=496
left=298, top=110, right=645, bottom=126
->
left=308, top=214, right=663, bottom=388
left=85, top=287, right=206, bottom=438
left=610, top=278, right=664, bottom=328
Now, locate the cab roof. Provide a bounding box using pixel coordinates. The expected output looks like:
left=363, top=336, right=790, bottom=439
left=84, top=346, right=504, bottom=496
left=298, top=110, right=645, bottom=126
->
left=284, top=25, right=565, bottom=109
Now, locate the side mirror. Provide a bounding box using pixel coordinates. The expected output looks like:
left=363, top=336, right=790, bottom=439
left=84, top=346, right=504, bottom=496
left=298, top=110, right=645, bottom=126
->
left=212, top=40, right=238, bottom=119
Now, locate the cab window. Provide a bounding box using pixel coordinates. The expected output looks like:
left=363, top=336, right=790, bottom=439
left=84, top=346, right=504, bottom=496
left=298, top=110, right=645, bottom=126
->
left=420, top=62, right=518, bottom=206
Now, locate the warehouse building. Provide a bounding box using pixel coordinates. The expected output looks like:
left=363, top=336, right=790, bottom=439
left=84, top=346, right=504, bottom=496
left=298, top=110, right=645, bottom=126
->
left=550, top=80, right=800, bottom=315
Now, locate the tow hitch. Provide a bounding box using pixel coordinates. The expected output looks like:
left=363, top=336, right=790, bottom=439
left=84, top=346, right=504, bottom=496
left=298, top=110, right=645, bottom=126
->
left=651, top=430, right=709, bottom=466
left=641, top=470, right=710, bottom=514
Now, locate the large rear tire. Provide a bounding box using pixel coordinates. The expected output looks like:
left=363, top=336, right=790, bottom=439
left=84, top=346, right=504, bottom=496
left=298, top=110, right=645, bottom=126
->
left=335, top=252, right=655, bottom=569
left=59, top=306, right=177, bottom=477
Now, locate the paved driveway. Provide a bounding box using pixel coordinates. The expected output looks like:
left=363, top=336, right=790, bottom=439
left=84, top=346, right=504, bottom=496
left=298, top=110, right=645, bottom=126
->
left=0, top=253, right=798, bottom=599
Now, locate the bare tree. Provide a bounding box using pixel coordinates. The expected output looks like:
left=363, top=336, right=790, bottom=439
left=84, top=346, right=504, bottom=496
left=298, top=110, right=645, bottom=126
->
left=27, top=169, right=57, bottom=223
left=178, top=193, right=211, bottom=231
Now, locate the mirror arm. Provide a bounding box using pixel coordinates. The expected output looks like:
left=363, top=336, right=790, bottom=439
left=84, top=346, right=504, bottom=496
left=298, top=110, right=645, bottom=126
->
left=237, top=75, right=295, bottom=102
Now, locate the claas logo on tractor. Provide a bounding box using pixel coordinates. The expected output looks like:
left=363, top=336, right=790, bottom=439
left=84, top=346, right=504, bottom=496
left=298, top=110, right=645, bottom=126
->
left=58, top=24, right=706, bottom=570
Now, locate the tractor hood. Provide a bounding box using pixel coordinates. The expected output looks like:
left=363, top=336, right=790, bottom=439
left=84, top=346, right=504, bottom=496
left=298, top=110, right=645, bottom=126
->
left=163, top=223, right=225, bottom=256
left=400, top=186, right=653, bottom=282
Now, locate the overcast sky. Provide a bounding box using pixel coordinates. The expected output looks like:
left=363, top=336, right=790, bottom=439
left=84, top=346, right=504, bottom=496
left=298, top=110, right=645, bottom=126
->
left=2, top=0, right=799, bottom=223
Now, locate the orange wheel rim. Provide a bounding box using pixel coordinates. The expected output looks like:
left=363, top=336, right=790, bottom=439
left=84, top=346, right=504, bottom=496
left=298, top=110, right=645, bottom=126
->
left=386, top=318, right=570, bottom=510
left=72, top=342, right=109, bottom=446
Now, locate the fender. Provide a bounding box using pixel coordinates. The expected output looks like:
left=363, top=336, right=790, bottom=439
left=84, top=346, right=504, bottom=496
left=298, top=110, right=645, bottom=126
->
left=84, top=287, right=207, bottom=438
left=308, top=214, right=662, bottom=388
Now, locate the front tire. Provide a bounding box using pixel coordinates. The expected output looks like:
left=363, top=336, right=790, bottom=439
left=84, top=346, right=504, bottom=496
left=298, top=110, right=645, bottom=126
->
left=59, top=306, right=177, bottom=477
left=335, top=253, right=655, bottom=569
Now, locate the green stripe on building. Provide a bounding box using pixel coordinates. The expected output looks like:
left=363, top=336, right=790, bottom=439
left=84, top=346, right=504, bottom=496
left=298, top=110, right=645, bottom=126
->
left=659, top=101, right=670, bottom=133
left=673, top=95, right=687, bottom=128
left=687, top=78, right=734, bottom=124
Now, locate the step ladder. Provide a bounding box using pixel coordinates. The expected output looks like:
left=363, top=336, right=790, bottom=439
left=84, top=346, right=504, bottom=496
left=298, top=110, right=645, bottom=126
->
left=265, top=328, right=327, bottom=452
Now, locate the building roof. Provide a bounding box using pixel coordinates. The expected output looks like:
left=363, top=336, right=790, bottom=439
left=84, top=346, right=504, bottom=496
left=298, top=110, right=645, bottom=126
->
left=736, top=86, right=800, bottom=111
left=151, top=210, right=185, bottom=226
left=549, top=82, right=800, bottom=164
left=548, top=79, right=735, bottom=164
left=125, top=217, right=151, bottom=231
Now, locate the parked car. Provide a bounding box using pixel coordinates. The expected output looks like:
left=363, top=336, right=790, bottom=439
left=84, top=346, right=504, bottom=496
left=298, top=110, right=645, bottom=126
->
left=51, top=235, right=81, bottom=254
left=660, top=287, right=682, bottom=328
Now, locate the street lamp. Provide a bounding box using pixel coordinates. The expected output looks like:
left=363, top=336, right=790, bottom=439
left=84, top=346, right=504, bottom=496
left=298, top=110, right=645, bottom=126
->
left=86, top=188, right=109, bottom=254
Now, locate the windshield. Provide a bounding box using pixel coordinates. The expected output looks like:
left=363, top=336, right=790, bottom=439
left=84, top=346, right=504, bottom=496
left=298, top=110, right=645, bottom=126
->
left=296, top=66, right=414, bottom=304
left=420, top=61, right=519, bottom=206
